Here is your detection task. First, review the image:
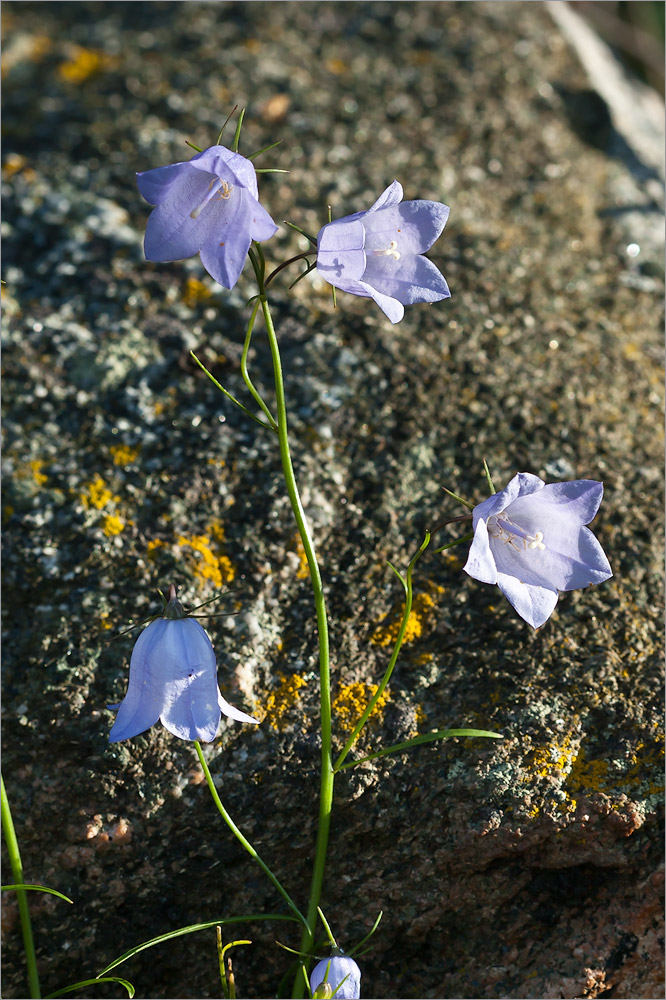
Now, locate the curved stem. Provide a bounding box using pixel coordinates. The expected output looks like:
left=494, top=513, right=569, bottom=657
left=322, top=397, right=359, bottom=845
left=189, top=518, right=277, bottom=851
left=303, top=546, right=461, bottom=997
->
left=193, top=743, right=307, bottom=929
left=258, top=296, right=334, bottom=997
left=240, top=299, right=278, bottom=431
left=1, top=774, right=41, bottom=998
left=334, top=533, right=431, bottom=772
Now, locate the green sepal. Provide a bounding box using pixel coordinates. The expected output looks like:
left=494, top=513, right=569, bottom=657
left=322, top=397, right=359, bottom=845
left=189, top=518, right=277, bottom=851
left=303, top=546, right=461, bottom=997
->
left=247, top=139, right=283, bottom=161
left=483, top=458, right=496, bottom=494
left=185, top=141, right=203, bottom=153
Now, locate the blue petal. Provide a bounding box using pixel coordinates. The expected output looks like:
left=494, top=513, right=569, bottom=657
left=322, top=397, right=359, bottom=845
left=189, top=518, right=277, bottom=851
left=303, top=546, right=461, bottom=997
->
left=199, top=187, right=257, bottom=288
left=361, top=254, right=450, bottom=305
left=157, top=619, right=221, bottom=742
left=363, top=200, right=449, bottom=255
left=310, top=957, right=361, bottom=1000
left=366, top=180, right=403, bottom=214
left=463, top=517, right=498, bottom=584
left=472, top=473, right=545, bottom=529
left=108, top=620, right=166, bottom=742
left=137, top=161, right=193, bottom=206
left=496, top=574, right=559, bottom=628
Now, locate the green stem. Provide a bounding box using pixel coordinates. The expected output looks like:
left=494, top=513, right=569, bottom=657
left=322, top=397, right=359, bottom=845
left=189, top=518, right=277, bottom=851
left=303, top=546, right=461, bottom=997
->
left=193, top=743, right=307, bottom=929
left=334, top=533, right=431, bottom=772
left=240, top=298, right=278, bottom=431
left=258, top=296, right=334, bottom=998
left=1, top=774, right=41, bottom=999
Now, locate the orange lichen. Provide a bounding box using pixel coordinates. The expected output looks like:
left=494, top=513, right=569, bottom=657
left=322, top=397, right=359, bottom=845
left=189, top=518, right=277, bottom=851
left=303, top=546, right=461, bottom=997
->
left=57, top=46, right=114, bottom=84
left=371, top=583, right=444, bottom=647
left=259, top=672, right=309, bottom=731
left=182, top=277, right=212, bottom=307
left=332, top=682, right=391, bottom=734
left=80, top=474, right=119, bottom=511
left=109, top=443, right=140, bottom=466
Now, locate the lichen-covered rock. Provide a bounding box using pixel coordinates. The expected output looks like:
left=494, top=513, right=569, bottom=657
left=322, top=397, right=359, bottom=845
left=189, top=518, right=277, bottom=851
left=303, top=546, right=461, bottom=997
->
left=1, top=3, right=663, bottom=999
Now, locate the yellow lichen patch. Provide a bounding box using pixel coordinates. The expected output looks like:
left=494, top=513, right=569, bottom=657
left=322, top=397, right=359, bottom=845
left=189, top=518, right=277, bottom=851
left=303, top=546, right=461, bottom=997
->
left=371, top=583, right=444, bottom=647
left=2, top=153, right=36, bottom=181
left=99, top=612, right=113, bottom=631
left=30, top=459, right=48, bottom=486
left=527, top=733, right=578, bottom=781
left=103, top=513, right=127, bottom=537
left=177, top=532, right=235, bottom=588
left=57, top=46, right=115, bottom=84
left=332, top=682, right=390, bottom=734
left=146, top=539, right=165, bottom=559
left=294, top=536, right=310, bottom=580
left=182, top=277, right=212, bottom=308
left=80, top=474, right=120, bottom=511
left=259, top=672, right=309, bottom=730
left=109, top=443, right=140, bottom=466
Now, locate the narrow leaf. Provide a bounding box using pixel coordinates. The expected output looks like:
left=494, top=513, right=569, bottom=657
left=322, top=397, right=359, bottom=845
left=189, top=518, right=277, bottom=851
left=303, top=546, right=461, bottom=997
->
left=97, top=914, right=298, bottom=976
left=1, top=883, right=73, bottom=904
left=46, top=977, right=134, bottom=999
left=335, top=728, right=503, bottom=770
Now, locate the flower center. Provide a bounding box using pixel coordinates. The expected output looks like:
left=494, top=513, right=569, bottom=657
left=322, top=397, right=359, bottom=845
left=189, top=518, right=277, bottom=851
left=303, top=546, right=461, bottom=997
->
left=190, top=177, right=233, bottom=219
left=373, top=239, right=401, bottom=260
left=488, top=515, right=546, bottom=552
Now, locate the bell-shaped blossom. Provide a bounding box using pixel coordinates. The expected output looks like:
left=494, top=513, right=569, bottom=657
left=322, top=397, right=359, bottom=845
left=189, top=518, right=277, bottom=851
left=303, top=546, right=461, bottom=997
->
left=310, top=955, right=361, bottom=999
left=137, top=145, right=278, bottom=288
left=316, top=180, right=450, bottom=324
left=109, top=591, right=257, bottom=743
left=463, top=473, right=612, bottom=629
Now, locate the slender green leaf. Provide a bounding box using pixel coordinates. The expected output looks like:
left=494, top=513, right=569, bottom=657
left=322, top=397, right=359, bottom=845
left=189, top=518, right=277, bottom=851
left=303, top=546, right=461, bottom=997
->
left=335, top=728, right=503, bottom=770
left=97, top=914, right=298, bottom=976
left=247, top=139, right=283, bottom=160
left=185, top=141, right=203, bottom=153
left=2, top=884, right=73, bottom=904
left=45, top=977, right=134, bottom=999
left=483, top=458, right=496, bottom=494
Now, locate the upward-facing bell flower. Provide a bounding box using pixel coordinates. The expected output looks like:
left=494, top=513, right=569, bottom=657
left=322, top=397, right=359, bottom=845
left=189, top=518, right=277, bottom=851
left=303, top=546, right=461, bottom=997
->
left=463, top=474, right=612, bottom=628
left=109, top=586, right=257, bottom=743
left=137, top=145, right=278, bottom=288
left=316, top=180, right=450, bottom=323
left=310, top=955, right=361, bottom=999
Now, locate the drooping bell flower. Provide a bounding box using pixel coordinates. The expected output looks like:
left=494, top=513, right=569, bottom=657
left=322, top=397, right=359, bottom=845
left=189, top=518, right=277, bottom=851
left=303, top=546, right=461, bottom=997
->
left=109, top=586, right=257, bottom=742
left=463, top=473, right=612, bottom=628
left=316, top=180, right=450, bottom=323
left=137, top=145, right=278, bottom=288
left=310, top=955, right=361, bottom=999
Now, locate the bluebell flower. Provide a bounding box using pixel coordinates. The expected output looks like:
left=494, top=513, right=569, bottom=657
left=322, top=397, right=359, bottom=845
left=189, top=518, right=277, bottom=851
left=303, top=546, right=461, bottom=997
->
left=310, top=956, right=361, bottom=999
left=109, top=589, right=257, bottom=742
left=137, top=145, right=278, bottom=288
left=463, top=473, right=612, bottom=628
left=316, top=180, right=450, bottom=323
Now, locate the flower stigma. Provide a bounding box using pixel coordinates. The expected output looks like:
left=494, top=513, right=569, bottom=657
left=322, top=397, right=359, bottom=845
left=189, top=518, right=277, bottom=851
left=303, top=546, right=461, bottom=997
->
left=373, top=239, right=401, bottom=260
left=488, top=515, right=546, bottom=552
left=190, top=177, right=234, bottom=219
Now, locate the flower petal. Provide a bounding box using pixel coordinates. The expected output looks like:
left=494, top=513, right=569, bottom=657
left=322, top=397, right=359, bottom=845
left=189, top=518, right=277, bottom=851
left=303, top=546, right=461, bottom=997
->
left=218, top=691, right=259, bottom=725
left=188, top=145, right=259, bottom=200
left=143, top=168, right=226, bottom=261
left=317, top=220, right=366, bottom=285
left=108, top=620, right=166, bottom=742
left=363, top=200, right=450, bottom=255
left=366, top=180, right=404, bottom=214
left=137, top=161, right=193, bottom=206
left=512, top=479, right=604, bottom=525
left=361, top=254, right=450, bottom=304
left=199, top=188, right=257, bottom=288
left=310, top=957, right=361, bottom=1000
left=357, top=280, right=405, bottom=323
left=496, top=573, right=559, bottom=628
left=463, top=517, right=498, bottom=584
left=157, top=619, right=221, bottom=742
left=472, top=472, right=545, bottom=528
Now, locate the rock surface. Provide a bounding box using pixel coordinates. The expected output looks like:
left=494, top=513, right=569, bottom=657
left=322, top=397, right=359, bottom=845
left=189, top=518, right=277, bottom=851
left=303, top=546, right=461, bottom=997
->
left=1, top=3, right=663, bottom=999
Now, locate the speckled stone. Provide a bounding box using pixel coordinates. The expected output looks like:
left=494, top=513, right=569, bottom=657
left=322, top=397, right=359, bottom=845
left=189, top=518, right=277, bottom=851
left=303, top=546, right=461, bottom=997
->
left=1, top=3, right=663, bottom=999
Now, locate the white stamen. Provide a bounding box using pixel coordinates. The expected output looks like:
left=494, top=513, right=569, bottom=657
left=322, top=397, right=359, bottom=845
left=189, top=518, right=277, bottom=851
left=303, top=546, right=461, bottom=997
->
left=190, top=178, right=233, bottom=219
left=373, top=240, right=401, bottom=260
left=488, top=516, right=546, bottom=553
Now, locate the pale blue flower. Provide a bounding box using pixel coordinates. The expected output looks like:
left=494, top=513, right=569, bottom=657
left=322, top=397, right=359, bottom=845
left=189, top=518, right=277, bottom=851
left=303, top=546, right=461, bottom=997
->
left=463, top=474, right=612, bottom=628
left=137, top=145, right=278, bottom=288
left=316, top=180, right=450, bottom=323
left=109, top=590, right=257, bottom=742
left=310, top=955, right=361, bottom=999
